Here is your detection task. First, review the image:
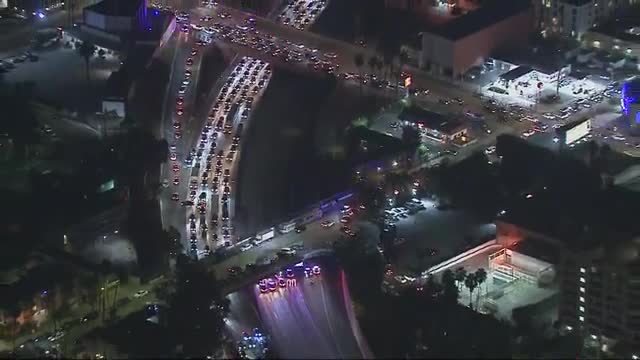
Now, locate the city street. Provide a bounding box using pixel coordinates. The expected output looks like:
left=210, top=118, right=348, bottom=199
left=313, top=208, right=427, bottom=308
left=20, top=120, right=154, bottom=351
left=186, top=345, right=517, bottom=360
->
left=225, top=257, right=366, bottom=358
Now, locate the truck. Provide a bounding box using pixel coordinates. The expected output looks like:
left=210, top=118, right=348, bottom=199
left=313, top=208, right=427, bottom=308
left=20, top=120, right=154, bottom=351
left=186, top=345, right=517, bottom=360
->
left=278, top=220, right=296, bottom=234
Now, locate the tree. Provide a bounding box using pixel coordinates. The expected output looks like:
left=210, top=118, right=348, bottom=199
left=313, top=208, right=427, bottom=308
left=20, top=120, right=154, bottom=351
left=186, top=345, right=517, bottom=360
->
left=166, top=255, right=229, bottom=357
left=401, top=125, right=421, bottom=157
left=77, top=41, right=96, bottom=82
left=333, top=233, right=384, bottom=303
left=454, top=267, right=467, bottom=290
left=376, top=57, right=384, bottom=81
left=395, top=49, right=409, bottom=97
left=474, top=268, right=488, bottom=308
left=440, top=269, right=459, bottom=306
left=47, top=284, right=66, bottom=333
left=0, top=82, right=40, bottom=159
left=354, top=53, right=365, bottom=95
left=367, top=56, right=378, bottom=78
left=464, top=274, right=478, bottom=310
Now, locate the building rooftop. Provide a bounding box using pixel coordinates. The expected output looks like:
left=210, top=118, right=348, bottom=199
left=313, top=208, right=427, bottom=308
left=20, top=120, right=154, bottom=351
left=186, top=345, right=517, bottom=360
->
left=399, top=106, right=467, bottom=135
left=561, top=0, right=592, bottom=7
left=85, top=0, right=145, bottom=17
left=496, top=135, right=640, bottom=252
left=591, top=7, right=640, bottom=43
left=427, top=0, right=531, bottom=40
left=499, top=65, right=533, bottom=82
left=347, top=126, right=407, bottom=165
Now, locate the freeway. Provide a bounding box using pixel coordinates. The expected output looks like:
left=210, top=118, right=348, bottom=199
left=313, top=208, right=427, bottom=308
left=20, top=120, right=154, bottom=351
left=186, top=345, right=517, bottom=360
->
left=156, top=7, right=276, bottom=257
left=225, top=257, right=366, bottom=359
left=192, top=3, right=638, bottom=155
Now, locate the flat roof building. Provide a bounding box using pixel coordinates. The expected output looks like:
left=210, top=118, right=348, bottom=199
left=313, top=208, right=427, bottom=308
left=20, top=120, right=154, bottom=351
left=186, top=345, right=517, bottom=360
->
left=420, top=0, right=534, bottom=78
left=399, top=106, right=469, bottom=143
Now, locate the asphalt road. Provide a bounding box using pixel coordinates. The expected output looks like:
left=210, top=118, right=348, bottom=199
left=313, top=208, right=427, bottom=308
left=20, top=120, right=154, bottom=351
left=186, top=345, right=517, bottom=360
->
left=225, top=257, right=366, bottom=359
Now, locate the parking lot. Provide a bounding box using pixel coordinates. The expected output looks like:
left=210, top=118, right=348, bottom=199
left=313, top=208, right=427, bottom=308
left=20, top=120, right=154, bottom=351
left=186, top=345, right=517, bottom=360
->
left=371, top=198, right=496, bottom=275
left=1, top=32, right=121, bottom=112
left=276, top=0, right=327, bottom=31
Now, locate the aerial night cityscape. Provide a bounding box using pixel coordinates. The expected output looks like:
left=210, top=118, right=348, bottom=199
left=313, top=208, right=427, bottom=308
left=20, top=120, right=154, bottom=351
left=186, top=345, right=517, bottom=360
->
left=2, top=0, right=640, bottom=358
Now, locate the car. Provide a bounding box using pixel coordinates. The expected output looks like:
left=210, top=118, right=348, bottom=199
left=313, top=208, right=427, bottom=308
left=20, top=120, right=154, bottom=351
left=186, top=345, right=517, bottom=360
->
left=176, top=98, right=184, bottom=107
left=181, top=200, right=194, bottom=206
left=171, top=193, right=179, bottom=201
left=278, top=247, right=296, bottom=256
left=133, top=290, right=149, bottom=298
left=178, top=85, right=187, bottom=94
left=295, top=225, right=306, bottom=233
left=240, top=243, right=253, bottom=252
left=186, top=57, right=193, bottom=66
left=173, top=121, right=181, bottom=130
left=321, top=220, right=335, bottom=228
left=182, top=79, right=190, bottom=86
left=172, top=164, right=180, bottom=172
left=173, top=177, right=180, bottom=186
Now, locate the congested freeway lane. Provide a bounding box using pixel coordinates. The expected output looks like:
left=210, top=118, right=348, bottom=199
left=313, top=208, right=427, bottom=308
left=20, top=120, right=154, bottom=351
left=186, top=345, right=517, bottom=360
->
left=159, top=26, right=211, bottom=246
left=181, top=55, right=273, bottom=256
left=226, top=258, right=365, bottom=359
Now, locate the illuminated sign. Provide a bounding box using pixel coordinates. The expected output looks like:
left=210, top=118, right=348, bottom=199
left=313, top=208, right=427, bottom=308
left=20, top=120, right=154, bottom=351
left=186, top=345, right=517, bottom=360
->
left=564, top=119, right=591, bottom=145
left=98, top=179, right=115, bottom=193
left=404, top=77, right=412, bottom=88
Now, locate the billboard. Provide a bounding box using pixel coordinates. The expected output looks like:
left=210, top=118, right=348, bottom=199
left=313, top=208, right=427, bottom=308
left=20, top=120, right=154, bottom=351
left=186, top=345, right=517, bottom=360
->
left=564, top=119, right=591, bottom=145
left=0, top=0, right=7, bottom=9
left=102, top=100, right=125, bottom=118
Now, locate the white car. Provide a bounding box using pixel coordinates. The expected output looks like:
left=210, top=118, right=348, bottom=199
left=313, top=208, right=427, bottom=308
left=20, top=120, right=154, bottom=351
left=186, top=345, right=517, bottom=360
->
left=321, top=220, right=335, bottom=228
left=278, top=247, right=296, bottom=256
left=178, top=86, right=187, bottom=94
left=240, top=243, right=253, bottom=252
left=133, top=290, right=149, bottom=298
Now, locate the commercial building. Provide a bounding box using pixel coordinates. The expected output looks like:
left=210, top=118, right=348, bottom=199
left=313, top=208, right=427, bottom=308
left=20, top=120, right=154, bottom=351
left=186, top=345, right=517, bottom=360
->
left=83, top=0, right=149, bottom=34
left=420, top=0, right=534, bottom=77
left=399, top=106, right=469, bottom=144
left=80, top=0, right=175, bottom=48
left=622, top=79, right=640, bottom=127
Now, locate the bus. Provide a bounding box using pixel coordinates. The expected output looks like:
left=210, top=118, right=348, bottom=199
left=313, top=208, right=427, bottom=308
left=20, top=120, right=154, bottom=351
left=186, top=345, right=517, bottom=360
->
left=278, top=220, right=296, bottom=234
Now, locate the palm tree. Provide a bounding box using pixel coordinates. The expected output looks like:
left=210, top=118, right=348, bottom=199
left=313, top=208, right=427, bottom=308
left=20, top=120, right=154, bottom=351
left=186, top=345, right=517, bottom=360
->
left=77, top=41, right=96, bottom=82
left=395, top=49, right=410, bottom=97
left=454, top=266, right=467, bottom=290
left=474, top=268, right=488, bottom=309
left=354, top=53, right=365, bottom=95
left=464, top=273, right=478, bottom=309
left=376, top=58, right=384, bottom=82
left=441, top=269, right=458, bottom=306
left=367, top=56, right=378, bottom=78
